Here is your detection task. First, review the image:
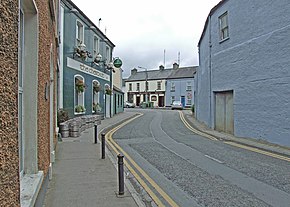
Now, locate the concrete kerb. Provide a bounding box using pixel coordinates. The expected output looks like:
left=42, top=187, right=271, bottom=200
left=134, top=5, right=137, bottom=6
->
left=98, top=113, right=147, bottom=207
left=182, top=111, right=290, bottom=158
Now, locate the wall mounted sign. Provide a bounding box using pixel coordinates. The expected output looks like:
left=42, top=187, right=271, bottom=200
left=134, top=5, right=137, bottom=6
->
left=113, top=58, right=122, bottom=68
left=67, top=57, right=110, bottom=81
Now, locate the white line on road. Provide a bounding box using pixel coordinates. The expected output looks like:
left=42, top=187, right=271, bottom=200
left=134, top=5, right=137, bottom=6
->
left=204, top=155, right=224, bottom=164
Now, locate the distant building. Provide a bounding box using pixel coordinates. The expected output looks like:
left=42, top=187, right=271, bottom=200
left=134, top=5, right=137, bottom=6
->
left=125, top=64, right=196, bottom=107
left=112, top=66, right=124, bottom=115
left=0, top=0, right=59, bottom=206
left=165, top=64, right=197, bottom=107
left=196, top=0, right=290, bottom=146
left=59, top=0, right=115, bottom=118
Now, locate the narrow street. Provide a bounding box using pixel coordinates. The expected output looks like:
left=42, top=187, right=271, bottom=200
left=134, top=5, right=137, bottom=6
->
left=110, top=109, right=290, bottom=207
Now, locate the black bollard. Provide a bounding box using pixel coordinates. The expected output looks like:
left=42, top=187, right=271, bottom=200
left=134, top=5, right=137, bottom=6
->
left=94, top=124, right=98, bottom=144
left=101, top=133, right=105, bottom=159
left=117, top=154, right=125, bottom=195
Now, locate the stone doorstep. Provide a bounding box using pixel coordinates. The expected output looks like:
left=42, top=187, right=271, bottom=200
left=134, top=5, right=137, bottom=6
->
left=20, top=171, right=44, bottom=207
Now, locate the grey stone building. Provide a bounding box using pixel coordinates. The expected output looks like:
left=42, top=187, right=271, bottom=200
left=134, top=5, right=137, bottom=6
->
left=195, top=0, right=290, bottom=146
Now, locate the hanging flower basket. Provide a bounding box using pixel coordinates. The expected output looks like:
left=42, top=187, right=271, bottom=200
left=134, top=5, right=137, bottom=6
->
left=105, top=88, right=112, bottom=95
left=93, top=84, right=102, bottom=93
left=76, top=79, right=85, bottom=93
left=93, top=103, right=102, bottom=112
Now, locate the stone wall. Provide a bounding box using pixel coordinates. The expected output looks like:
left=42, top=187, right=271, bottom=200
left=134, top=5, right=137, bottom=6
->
left=0, top=1, right=20, bottom=206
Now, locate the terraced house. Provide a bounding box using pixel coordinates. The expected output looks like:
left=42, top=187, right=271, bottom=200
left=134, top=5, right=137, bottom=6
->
left=59, top=0, right=115, bottom=118
left=0, top=0, right=59, bottom=206
left=125, top=64, right=196, bottom=108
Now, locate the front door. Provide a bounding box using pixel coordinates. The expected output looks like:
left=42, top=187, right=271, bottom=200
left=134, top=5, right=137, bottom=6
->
left=215, top=91, right=234, bottom=134
left=136, top=96, right=140, bottom=106
left=158, top=95, right=164, bottom=107
left=181, top=96, right=185, bottom=107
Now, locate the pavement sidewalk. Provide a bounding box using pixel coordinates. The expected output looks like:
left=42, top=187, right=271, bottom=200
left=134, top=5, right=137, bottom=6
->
left=43, top=112, right=141, bottom=207
left=182, top=110, right=290, bottom=157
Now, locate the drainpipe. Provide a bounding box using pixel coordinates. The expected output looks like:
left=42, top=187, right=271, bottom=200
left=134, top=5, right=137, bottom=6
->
left=209, top=15, right=213, bottom=127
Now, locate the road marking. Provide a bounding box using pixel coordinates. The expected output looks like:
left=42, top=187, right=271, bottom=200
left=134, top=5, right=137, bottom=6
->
left=179, top=111, right=290, bottom=163
left=106, top=113, right=180, bottom=207
left=204, top=155, right=224, bottom=164
left=224, top=141, right=290, bottom=162
left=179, top=111, right=218, bottom=141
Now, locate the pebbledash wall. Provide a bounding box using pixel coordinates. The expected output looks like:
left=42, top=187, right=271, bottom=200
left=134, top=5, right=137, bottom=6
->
left=196, top=0, right=290, bottom=146
left=0, top=0, right=58, bottom=206
left=60, top=0, right=115, bottom=118
left=0, top=1, right=20, bottom=206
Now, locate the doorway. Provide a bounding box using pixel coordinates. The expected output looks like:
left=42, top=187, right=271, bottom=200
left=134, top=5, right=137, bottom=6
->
left=214, top=91, right=234, bottom=134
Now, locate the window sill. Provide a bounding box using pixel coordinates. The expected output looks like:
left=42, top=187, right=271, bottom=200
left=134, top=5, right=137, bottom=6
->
left=74, top=112, right=86, bottom=115
left=20, top=171, right=44, bottom=207
left=219, top=37, right=229, bottom=44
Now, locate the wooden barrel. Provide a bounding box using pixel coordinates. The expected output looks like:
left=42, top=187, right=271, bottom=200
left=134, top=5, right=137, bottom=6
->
left=69, top=121, right=80, bottom=137
left=59, top=123, right=69, bottom=138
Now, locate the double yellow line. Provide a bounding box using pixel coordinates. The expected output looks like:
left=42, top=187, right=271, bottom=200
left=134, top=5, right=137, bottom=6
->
left=179, top=111, right=290, bottom=163
left=179, top=111, right=217, bottom=141
left=105, top=113, right=179, bottom=207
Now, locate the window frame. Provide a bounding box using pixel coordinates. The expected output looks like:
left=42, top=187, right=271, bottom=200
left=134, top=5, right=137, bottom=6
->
left=76, top=20, right=84, bottom=46
left=186, top=81, right=192, bottom=91
left=157, top=81, right=161, bottom=90
left=93, top=35, right=99, bottom=58
left=219, top=11, right=229, bottom=42
left=136, top=83, right=140, bottom=91
left=74, top=75, right=85, bottom=114
left=171, top=82, right=175, bottom=92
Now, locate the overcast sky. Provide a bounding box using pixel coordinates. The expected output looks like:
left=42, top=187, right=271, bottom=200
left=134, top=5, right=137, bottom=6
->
left=72, top=0, right=221, bottom=77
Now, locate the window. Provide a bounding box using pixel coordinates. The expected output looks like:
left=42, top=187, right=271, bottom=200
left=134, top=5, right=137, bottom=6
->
left=186, top=82, right=192, bottom=91
left=146, top=81, right=149, bottom=91
left=171, top=82, right=175, bottom=91
left=75, top=75, right=85, bottom=114
left=76, top=20, right=84, bottom=45
left=93, top=36, right=99, bottom=58
left=106, top=46, right=110, bottom=63
left=151, top=96, right=157, bottom=101
left=92, top=80, right=101, bottom=112
left=157, top=81, right=161, bottom=90
left=129, top=83, right=132, bottom=91
left=219, top=12, right=229, bottom=41
left=187, top=98, right=192, bottom=105
left=136, top=83, right=140, bottom=91
left=171, top=96, right=175, bottom=104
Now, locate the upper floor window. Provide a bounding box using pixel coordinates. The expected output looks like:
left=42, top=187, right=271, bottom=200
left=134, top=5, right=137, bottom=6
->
left=146, top=81, right=149, bottom=91
left=157, top=81, right=161, bottom=90
left=76, top=20, right=84, bottom=45
left=106, top=46, right=110, bottom=63
left=219, top=12, right=229, bottom=41
left=129, top=83, right=132, bottom=91
left=93, top=36, right=99, bottom=58
left=136, top=83, right=140, bottom=91
left=186, top=82, right=192, bottom=91
left=171, top=82, right=175, bottom=91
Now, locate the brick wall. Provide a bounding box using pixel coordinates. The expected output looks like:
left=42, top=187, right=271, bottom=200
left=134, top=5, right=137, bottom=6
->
left=0, top=1, right=20, bottom=206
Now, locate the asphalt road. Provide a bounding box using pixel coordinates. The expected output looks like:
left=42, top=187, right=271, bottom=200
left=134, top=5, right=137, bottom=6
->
left=112, top=109, right=290, bottom=207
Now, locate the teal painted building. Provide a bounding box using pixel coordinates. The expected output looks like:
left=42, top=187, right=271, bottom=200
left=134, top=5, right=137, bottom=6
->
left=59, top=0, right=115, bottom=118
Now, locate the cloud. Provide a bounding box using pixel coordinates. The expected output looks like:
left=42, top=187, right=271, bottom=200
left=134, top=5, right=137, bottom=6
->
left=72, top=0, right=221, bottom=77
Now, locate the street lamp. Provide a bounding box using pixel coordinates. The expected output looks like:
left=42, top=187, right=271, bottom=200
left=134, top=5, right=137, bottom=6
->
left=138, top=66, right=148, bottom=103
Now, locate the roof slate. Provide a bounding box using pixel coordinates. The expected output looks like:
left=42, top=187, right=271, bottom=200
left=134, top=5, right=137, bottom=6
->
left=126, top=66, right=197, bottom=82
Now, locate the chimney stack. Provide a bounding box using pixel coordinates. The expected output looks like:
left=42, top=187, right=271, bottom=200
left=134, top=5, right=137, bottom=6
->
left=131, top=68, right=137, bottom=75
left=173, top=63, right=179, bottom=69
left=159, top=65, right=164, bottom=71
